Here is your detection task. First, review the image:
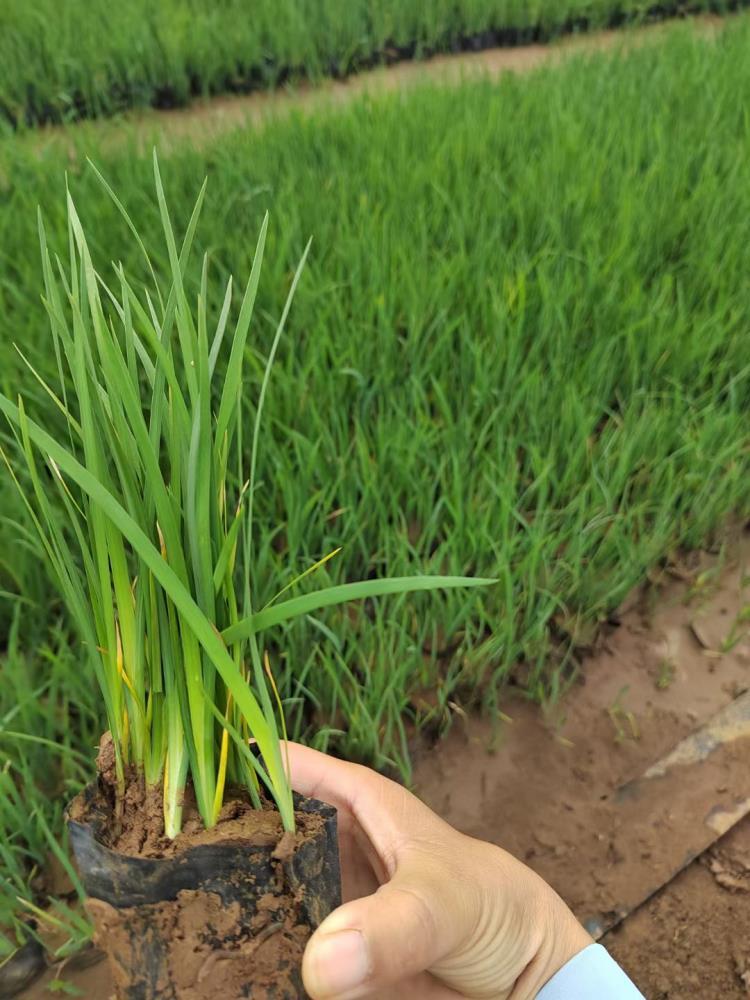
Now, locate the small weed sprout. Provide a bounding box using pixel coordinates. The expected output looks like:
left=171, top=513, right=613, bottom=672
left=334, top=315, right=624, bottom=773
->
left=607, top=686, right=640, bottom=743
left=654, top=659, right=676, bottom=690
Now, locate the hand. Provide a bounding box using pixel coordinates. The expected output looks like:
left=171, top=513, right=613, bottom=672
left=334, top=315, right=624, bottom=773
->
left=286, top=743, right=591, bottom=999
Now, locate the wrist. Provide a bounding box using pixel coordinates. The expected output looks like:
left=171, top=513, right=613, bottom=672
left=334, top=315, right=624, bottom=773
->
left=510, top=878, right=592, bottom=1000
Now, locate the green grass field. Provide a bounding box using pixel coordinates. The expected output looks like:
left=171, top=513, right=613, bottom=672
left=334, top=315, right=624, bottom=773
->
left=2, top=13, right=750, bottom=956
left=0, top=0, right=745, bottom=125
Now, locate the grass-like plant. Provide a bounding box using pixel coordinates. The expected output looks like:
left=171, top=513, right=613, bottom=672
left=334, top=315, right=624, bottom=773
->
left=1, top=0, right=742, bottom=126
left=0, top=155, right=490, bottom=837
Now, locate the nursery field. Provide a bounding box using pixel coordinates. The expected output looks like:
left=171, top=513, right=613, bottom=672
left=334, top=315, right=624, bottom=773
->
left=2, top=12, right=750, bottom=981
left=0, top=0, right=748, bottom=125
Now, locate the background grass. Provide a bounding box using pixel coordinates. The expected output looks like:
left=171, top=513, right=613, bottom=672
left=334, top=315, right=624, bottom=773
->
left=0, top=0, right=746, bottom=126
left=0, top=614, right=98, bottom=957
left=2, top=14, right=750, bottom=953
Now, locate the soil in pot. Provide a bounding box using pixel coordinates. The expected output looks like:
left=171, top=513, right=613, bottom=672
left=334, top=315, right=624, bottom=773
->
left=67, top=739, right=341, bottom=1000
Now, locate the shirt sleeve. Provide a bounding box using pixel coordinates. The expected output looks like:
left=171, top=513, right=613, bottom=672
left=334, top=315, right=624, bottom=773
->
left=536, top=943, right=645, bottom=999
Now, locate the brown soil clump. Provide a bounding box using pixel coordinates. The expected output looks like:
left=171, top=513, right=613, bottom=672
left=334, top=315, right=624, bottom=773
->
left=87, top=889, right=307, bottom=1000
left=68, top=772, right=337, bottom=999
left=69, top=738, right=320, bottom=860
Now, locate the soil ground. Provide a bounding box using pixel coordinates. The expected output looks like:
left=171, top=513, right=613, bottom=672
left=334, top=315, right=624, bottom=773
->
left=607, top=818, right=750, bottom=998
left=414, top=538, right=750, bottom=998
left=19, top=537, right=750, bottom=997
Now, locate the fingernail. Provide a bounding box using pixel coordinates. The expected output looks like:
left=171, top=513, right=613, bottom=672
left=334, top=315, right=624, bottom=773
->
left=305, top=929, right=370, bottom=997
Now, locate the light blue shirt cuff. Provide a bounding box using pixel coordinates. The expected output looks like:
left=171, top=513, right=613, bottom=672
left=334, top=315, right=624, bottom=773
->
left=537, top=943, right=645, bottom=999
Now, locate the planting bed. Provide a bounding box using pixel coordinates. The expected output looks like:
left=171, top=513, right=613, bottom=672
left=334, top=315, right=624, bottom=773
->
left=22, top=16, right=726, bottom=161
left=1, top=0, right=748, bottom=126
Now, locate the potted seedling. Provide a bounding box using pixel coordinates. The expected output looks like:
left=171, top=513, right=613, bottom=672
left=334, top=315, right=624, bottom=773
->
left=0, top=157, right=491, bottom=999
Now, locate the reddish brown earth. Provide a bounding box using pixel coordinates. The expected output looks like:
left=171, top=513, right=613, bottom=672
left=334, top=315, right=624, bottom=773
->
left=19, top=539, right=750, bottom=997
left=414, top=541, right=750, bottom=997
left=607, top=818, right=750, bottom=998
left=63, top=773, right=332, bottom=999
left=86, top=890, right=308, bottom=1000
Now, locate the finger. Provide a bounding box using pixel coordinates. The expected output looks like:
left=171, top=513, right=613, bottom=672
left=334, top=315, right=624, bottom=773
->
left=284, top=742, right=449, bottom=868
left=302, top=872, right=464, bottom=1000
left=366, top=972, right=464, bottom=1000
left=284, top=744, right=387, bottom=888
left=284, top=742, right=364, bottom=813
left=338, top=816, right=385, bottom=899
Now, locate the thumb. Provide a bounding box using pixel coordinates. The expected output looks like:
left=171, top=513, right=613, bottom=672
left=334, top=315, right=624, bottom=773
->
left=303, top=871, right=457, bottom=999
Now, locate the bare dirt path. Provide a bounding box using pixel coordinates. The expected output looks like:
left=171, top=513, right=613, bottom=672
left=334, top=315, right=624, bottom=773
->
left=414, top=535, right=750, bottom=997
left=17, top=13, right=731, bottom=160
left=607, top=817, right=750, bottom=998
